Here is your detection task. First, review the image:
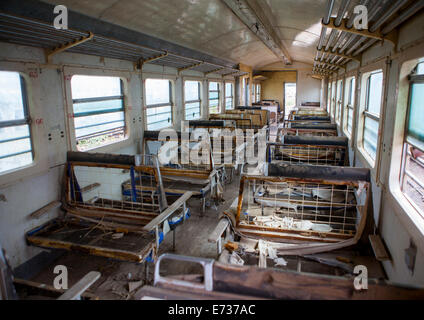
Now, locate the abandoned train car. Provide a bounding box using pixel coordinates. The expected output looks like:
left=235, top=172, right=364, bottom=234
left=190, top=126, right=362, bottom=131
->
left=1, top=0, right=424, bottom=302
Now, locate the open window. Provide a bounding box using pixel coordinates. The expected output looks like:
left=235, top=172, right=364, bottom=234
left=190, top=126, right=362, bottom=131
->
left=225, top=82, right=234, bottom=110
left=0, top=71, right=33, bottom=174
left=184, top=80, right=201, bottom=120
left=145, top=79, right=173, bottom=130
left=70, top=75, right=126, bottom=151
left=344, top=77, right=356, bottom=138
left=208, top=81, right=221, bottom=115
left=360, top=71, right=383, bottom=163
left=400, top=61, right=424, bottom=215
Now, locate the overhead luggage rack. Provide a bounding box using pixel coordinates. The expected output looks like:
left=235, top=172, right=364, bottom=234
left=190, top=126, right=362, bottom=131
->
left=0, top=12, right=248, bottom=77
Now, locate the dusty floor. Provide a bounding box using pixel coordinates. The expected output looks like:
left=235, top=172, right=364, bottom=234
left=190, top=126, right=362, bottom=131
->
left=26, top=170, right=241, bottom=300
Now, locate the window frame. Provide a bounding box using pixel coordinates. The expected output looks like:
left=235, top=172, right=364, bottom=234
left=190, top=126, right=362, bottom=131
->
left=208, top=81, right=221, bottom=115
left=0, top=71, right=34, bottom=174
left=65, top=68, right=132, bottom=153
left=184, top=79, right=202, bottom=121
left=225, top=81, right=235, bottom=111
left=144, top=78, right=174, bottom=131
left=357, top=69, right=384, bottom=167
left=399, top=62, right=424, bottom=216
left=343, top=76, right=356, bottom=138
left=255, top=83, right=261, bottom=103
left=70, top=75, right=127, bottom=152
left=331, top=80, right=336, bottom=118
left=336, top=79, right=343, bottom=125
left=388, top=53, right=424, bottom=246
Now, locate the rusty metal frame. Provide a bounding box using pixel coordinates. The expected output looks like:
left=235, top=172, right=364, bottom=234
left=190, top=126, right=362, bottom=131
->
left=136, top=51, right=169, bottom=70
left=316, top=48, right=361, bottom=63
left=178, top=61, right=204, bottom=74
left=46, top=32, right=94, bottom=63
left=323, top=17, right=398, bottom=46
left=222, top=174, right=370, bottom=254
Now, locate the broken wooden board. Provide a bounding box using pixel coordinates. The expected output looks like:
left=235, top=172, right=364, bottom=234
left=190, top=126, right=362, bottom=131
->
left=28, top=201, right=61, bottom=219
left=26, top=219, right=155, bottom=263
left=212, top=262, right=424, bottom=300
left=369, top=235, right=391, bottom=261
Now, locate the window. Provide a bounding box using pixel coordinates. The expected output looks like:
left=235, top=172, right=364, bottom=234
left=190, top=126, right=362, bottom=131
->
left=0, top=71, right=33, bottom=174
left=255, top=84, right=261, bottom=102
left=400, top=61, right=424, bottom=214
left=225, top=82, right=234, bottom=110
left=145, top=79, right=173, bottom=130
left=327, top=83, right=332, bottom=113
left=331, top=81, right=336, bottom=117
left=284, top=83, right=296, bottom=115
left=71, top=75, right=125, bottom=151
left=361, top=71, right=383, bottom=161
left=184, top=80, right=201, bottom=120
left=208, top=82, right=220, bottom=115
left=336, top=80, right=343, bottom=124
left=345, top=77, right=356, bottom=136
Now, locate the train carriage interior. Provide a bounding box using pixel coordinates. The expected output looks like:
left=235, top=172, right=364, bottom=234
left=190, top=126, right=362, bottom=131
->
left=1, top=0, right=424, bottom=302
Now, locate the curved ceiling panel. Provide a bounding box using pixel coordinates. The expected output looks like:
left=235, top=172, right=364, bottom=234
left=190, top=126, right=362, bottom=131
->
left=42, top=0, right=282, bottom=67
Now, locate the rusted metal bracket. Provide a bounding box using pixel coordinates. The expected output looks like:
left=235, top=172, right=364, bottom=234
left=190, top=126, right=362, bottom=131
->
left=136, top=51, right=168, bottom=70
left=316, top=48, right=361, bottom=63
left=323, top=17, right=398, bottom=46
left=46, top=32, right=94, bottom=63
left=204, top=67, right=225, bottom=76
left=178, top=61, right=204, bottom=74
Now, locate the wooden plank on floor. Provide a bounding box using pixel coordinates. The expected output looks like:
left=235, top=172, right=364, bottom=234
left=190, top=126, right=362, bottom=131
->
left=369, top=235, right=391, bottom=261
left=58, top=271, right=101, bottom=300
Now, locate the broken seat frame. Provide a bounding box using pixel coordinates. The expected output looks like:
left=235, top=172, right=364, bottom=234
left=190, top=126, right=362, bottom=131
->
left=26, top=152, right=193, bottom=264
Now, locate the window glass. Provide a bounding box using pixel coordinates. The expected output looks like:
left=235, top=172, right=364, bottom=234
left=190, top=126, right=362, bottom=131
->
left=366, top=72, right=383, bottom=115
left=185, top=81, right=201, bottom=120
left=146, top=79, right=171, bottom=105
left=185, top=81, right=200, bottom=101
left=407, top=83, right=424, bottom=143
left=145, top=79, right=173, bottom=130
left=0, top=71, right=33, bottom=174
left=225, top=83, right=234, bottom=110
left=363, top=116, right=379, bottom=160
left=209, top=82, right=220, bottom=114
left=346, top=77, right=355, bottom=135
left=347, top=108, right=353, bottom=133
left=71, top=75, right=125, bottom=151
left=71, top=75, right=121, bottom=100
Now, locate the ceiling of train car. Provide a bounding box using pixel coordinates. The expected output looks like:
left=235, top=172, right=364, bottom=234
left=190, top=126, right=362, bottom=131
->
left=40, top=0, right=349, bottom=68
